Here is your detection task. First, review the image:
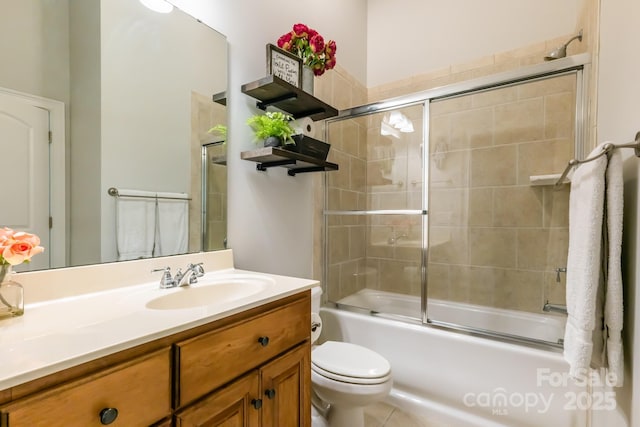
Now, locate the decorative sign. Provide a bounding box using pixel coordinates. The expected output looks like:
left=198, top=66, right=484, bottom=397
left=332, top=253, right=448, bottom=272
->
left=266, top=44, right=302, bottom=88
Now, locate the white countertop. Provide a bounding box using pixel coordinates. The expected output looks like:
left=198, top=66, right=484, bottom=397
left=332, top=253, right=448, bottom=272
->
left=0, top=267, right=318, bottom=390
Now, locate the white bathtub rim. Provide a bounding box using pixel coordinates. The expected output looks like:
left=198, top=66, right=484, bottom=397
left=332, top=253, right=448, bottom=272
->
left=320, top=307, right=565, bottom=362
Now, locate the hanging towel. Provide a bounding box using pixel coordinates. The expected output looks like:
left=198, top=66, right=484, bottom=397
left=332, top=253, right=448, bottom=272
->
left=155, top=192, right=189, bottom=257
left=116, top=190, right=157, bottom=261
left=564, top=144, right=608, bottom=378
left=604, top=149, right=624, bottom=386
left=563, top=143, right=625, bottom=386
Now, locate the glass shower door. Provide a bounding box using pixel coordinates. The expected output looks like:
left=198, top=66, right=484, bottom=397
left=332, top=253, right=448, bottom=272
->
left=426, top=72, right=578, bottom=345
left=324, top=103, right=426, bottom=321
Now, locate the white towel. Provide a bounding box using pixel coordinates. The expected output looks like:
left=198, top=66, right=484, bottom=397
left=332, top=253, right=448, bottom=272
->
left=155, top=193, right=189, bottom=257
left=116, top=190, right=157, bottom=261
left=563, top=143, right=624, bottom=386
left=604, top=149, right=624, bottom=386
left=564, top=144, right=607, bottom=378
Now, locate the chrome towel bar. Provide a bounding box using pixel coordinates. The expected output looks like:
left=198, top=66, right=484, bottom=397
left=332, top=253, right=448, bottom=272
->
left=555, top=131, right=640, bottom=187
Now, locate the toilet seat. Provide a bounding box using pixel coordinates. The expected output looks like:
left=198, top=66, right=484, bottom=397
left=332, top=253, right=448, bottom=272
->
left=312, top=341, right=391, bottom=385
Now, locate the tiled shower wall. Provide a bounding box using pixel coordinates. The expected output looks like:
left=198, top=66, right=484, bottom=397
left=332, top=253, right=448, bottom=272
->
left=315, top=32, right=587, bottom=311
left=427, top=75, right=575, bottom=313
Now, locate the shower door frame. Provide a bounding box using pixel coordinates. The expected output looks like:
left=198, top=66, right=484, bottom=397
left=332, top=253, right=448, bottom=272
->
left=323, top=52, right=590, bottom=347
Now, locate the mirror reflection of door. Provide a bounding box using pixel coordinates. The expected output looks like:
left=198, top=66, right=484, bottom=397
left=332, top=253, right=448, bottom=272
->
left=202, top=141, right=227, bottom=252
left=0, top=91, right=50, bottom=271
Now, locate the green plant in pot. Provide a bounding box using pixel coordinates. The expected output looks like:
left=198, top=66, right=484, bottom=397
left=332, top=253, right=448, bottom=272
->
left=246, top=112, right=295, bottom=147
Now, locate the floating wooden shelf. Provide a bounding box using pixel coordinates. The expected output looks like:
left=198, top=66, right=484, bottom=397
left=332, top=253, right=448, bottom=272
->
left=241, top=75, right=338, bottom=121
left=241, top=146, right=339, bottom=176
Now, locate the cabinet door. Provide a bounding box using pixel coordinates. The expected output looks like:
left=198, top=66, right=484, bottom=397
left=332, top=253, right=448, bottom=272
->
left=175, top=371, right=260, bottom=427
left=260, top=343, right=310, bottom=427
left=0, top=349, right=171, bottom=427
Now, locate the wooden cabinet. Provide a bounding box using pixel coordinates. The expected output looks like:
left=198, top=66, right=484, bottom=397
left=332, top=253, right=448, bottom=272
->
left=175, top=372, right=260, bottom=427
left=261, top=343, right=310, bottom=427
left=174, top=295, right=309, bottom=407
left=0, top=291, right=311, bottom=427
left=0, top=349, right=172, bottom=427
left=176, top=343, right=310, bottom=427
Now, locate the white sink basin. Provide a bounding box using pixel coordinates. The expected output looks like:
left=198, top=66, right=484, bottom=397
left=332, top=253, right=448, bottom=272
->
left=145, top=275, right=272, bottom=310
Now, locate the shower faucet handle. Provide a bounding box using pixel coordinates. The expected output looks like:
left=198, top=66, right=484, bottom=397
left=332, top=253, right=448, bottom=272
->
left=555, top=267, right=567, bottom=283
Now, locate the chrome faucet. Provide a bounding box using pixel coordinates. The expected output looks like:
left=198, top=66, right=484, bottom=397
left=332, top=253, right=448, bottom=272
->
left=175, top=263, right=205, bottom=287
left=543, top=300, right=567, bottom=314
left=152, top=263, right=205, bottom=288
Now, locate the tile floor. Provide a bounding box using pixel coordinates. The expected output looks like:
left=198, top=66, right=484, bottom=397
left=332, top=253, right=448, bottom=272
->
left=364, top=402, right=452, bottom=427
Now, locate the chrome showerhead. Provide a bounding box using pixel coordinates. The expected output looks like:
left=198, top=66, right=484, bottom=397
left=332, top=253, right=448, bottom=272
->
left=544, top=30, right=583, bottom=61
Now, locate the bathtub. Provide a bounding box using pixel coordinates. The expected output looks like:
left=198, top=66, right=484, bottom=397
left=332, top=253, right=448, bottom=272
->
left=319, top=304, right=627, bottom=427
left=337, top=289, right=566, bottom=345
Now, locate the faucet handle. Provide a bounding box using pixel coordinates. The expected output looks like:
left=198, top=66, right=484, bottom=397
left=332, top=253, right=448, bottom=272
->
left=187, top=262, right=205, bottom=277
left=151, top=267, right=176, bottom=288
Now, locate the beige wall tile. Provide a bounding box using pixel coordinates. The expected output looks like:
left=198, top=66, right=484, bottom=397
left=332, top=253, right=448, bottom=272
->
left=493, top=269, right=544, bottom=312
left=328, top=226, right=349, bottom=264
left=543, top=186, right=570, bottom=227
left=471, top=145, right=517, bottom=187
left=472, top=86, right=518, bottom=108
left=449, top=107, right=494, bottom=149
left=544, top=92, right=575, bottom=139
left=429, top=188, right=466, bottom=226
left=427, top=263, right=449, bottom=300
left=518, top=74, right=575, bottom=99
left=429, top=227, right=468, bottom=265
left=469, top=228, right=516, bottom=268
left=493, top=186, right=543, bottom=227
left=494, top=98, right=544, bottom=145
left=517, top=139, right=573, bottom=185
left=450, top=265, right=497, bottom=307
left=517, top=229, right=550, bottom=270
left=468, top=188, right=493, bottom=226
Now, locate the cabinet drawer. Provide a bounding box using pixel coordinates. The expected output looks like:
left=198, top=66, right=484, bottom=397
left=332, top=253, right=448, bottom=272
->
left=175, top=294, right=310, bottom=406
left=0, top=348, right=171, bottom=427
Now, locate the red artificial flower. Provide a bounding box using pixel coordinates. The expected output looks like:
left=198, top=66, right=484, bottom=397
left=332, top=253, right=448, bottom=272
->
left=277, top=32, right=293, bottom=51
left=309, top=34, right=325, bottom=53
left=293, top=23, right=309, bottom=38
left=276, top=23, right=337, bottom=77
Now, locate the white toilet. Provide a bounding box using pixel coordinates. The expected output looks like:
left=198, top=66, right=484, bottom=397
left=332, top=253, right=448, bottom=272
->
left=310, top=287, right=393, bottom=427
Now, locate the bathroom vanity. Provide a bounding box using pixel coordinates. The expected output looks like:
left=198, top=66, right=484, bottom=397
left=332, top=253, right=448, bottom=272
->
left=0, top=251, right=314, bottom=426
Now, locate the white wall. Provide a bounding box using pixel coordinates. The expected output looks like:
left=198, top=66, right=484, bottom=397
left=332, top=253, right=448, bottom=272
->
left=367, top=0, right=583, bottom=87
left=597, top=0, right=640, bottom=424
left=169, top=0, right=368, bottom=278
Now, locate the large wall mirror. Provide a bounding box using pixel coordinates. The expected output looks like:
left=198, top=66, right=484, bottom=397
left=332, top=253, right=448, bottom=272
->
left=0, top=0, right=228, bottom=271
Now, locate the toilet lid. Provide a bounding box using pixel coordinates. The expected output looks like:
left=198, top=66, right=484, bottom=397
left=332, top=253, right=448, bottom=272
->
left=312, top=341, right=391, bottom=380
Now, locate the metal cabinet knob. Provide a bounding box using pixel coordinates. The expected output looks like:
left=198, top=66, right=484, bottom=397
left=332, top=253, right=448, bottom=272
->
left=257, top=336, right=270, bottom=347
left=265, top=389, right=276, bottom=399
left=251, top=399, right=263, bottom=409
left=99, top=408, right=118, bottom=425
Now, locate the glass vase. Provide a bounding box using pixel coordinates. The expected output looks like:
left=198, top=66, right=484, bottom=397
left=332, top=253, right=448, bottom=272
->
left=0, top=265, right=24, bottom=319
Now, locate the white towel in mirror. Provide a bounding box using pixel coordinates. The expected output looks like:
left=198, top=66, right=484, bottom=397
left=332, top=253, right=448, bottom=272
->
left=155, top=192, right=189, bottom=257
left=116, top=190, right=157, bottom=261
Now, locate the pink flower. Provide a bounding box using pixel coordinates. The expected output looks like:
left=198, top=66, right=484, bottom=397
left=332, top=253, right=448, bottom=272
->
left=0, top=229, right=44, bottom=266
left=277, top=32, right=293, bottom=51
left=292, top=23, right=309, bottom=38
left=277, top=24, right=337, bottom=77
left=0, top=227, right=13, bottom=239
left=325, top=57, right=336, bottom=70
left=325, top=40, right=337, bottom=56
left=309, top=34, right=325, bottom=53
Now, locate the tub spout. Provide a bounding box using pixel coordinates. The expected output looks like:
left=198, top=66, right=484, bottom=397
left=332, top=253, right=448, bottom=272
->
left=543, top=301, right=567, bottom=314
